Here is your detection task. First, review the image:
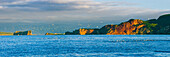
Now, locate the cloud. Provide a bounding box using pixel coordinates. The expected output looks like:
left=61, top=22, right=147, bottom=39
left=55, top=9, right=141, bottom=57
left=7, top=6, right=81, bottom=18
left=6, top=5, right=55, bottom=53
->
left=0, top=6, right=3, bottom=9
left=0, top=0, right=94, bottom=10
left=0, top=0, right=170, bottom=23
left=0, top=0, right=138, bottom=11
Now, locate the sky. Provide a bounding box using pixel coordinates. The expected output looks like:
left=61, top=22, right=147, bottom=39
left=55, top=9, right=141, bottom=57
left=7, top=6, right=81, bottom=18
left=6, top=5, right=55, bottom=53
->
left=0, top=0, right=170, bottom=23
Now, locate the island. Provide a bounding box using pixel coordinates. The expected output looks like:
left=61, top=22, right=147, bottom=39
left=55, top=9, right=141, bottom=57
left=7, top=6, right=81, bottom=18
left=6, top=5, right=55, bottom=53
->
left=59, top=14, right=169, bottom=35
left=0, top=30, right=32, bottom=36
left=13, top=30, right=32, bottom=35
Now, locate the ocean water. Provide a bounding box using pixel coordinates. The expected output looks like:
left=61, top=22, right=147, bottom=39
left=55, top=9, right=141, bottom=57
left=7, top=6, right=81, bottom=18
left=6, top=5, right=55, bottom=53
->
left=0, top=35, right=170, bottom=57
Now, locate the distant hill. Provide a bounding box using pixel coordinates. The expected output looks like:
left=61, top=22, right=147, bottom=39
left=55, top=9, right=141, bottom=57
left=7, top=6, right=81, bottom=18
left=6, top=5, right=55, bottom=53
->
left=0, top=32, right=13, bottom=35
left=65, top=14, right=170, bottom=35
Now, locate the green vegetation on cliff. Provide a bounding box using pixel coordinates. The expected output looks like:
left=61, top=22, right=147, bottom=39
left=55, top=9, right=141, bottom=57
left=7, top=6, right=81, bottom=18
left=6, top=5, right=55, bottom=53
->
left=155, top=14, right=170, bottom=34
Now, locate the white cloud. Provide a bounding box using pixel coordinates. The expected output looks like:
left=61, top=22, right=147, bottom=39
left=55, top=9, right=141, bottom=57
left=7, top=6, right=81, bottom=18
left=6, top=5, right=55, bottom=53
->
left=72, top=5, right=91, bottom=9
left=0, top=6, right=3, bottom=9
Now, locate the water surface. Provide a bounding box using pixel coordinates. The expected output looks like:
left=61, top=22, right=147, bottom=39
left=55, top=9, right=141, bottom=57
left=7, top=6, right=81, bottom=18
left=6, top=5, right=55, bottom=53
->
left=0, top=35, right=169, bottom=57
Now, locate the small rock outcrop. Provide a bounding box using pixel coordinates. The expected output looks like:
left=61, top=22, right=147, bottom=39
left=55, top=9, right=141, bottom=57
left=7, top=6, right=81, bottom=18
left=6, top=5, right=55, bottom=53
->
left=45, top=33, right=65, bottom=35
left=13, top=30, right=32, bottom=35
left=65, top=28, right=100, bottom=35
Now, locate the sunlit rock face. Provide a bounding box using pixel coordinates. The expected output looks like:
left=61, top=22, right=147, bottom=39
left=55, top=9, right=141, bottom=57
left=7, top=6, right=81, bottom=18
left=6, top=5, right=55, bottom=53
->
left=100, top=19, right=151, bottom=35
left=79, top=29, right=94, bottom=35
left=13, top=30, right=32, bottom=35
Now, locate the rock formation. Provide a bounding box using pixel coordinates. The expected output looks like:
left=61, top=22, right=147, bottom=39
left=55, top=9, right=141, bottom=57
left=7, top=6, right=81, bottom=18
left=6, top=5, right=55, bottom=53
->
left=102, top=19, right=150, bottom=35
left=13, top=30, right=32, bottom=35
left=65, top=29, right=100, bottom=35
left=45, top=33, right=64, bottom=35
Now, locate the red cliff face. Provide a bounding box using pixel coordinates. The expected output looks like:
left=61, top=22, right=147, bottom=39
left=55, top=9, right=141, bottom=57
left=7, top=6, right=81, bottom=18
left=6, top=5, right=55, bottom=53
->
left=103, top=19, right=150, bottom=35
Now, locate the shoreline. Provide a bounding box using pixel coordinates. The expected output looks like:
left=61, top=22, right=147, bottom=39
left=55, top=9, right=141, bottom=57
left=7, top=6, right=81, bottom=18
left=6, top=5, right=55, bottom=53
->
left=0, top=34, right=170, bottom=36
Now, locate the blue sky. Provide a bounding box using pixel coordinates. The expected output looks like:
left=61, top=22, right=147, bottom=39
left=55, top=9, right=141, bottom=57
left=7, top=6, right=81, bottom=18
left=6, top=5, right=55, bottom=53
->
left=96, top=0, right=170, bottom=9
left=0, top=0, right=169, bottom=23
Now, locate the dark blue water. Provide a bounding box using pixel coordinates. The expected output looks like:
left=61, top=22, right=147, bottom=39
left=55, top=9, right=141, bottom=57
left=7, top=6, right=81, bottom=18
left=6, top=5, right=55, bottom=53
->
left=0, top=35, right=170, bottom=57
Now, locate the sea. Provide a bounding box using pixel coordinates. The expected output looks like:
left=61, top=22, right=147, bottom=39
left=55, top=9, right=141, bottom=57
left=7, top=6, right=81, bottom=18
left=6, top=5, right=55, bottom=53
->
left=0, top=35, right=170, bottom=57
